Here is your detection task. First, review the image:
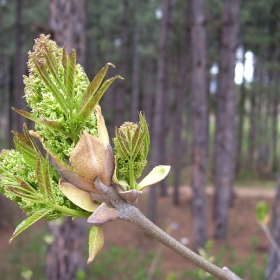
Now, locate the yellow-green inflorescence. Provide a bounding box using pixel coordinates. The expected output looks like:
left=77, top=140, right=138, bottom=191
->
left=0, top=149, right=79, bottom=220
left=24, top=34, right=97, bottom=159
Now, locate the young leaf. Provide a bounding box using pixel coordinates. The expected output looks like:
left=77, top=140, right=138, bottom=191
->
left=23, top=123, right=40, bottom=153
left=34, top=61, right=68, bottom=113
left=7, top=186, right=39, bottom=199
left=13, top=132, right=38, bottom=169
left=10, top=209, right=51, bottom=243
left=139, top=113, right=150, bottom=158
left=66, top=49, right=76, bottom=99
left=59, top=179, right=99, bottom=212
left=87, top=226, right=104, bottom=263
left=132, top=127, right=148, bottom=160
left=12, top=108, right=69, bottom=136
left=15, top=177, right=37, bottom=194
left=136, top=165, right=171, bottom=191
left=36, top=155, right=47, bottom=196
left=43, top=46, right=65, bottom=91
left=45, top=154, right=55, bottom=199
left=79, top=63, right=115, bottom=109
left=77, top=75, right=123, bottom=125
left=62, top=47, right=68, bottom=86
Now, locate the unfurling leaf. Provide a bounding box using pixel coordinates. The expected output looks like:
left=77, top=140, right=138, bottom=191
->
left=136, top=165, right=171, bottom=191
left=77, top=74, right=123, bottom=123
left=10, top=209, right=51, bottom=243
left=88, top=226, right=104, bottom=263
left=59, top=179, right=99, bottom=212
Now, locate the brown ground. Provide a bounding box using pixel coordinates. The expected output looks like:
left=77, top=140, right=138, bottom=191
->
left=0, top=186, right=274, bottom=279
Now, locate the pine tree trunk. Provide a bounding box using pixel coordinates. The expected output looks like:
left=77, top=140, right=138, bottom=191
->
left=213, top=0, right=240, bottom=239
left=271, top=71, right=279, bottom=172
left=4, top=57, right=11, bottom=148
left=248, top=64, right=259, bottom=168
left=46, top=218, right=87, bottom=280
left=131, top=0, right=141, bottom=123
left=147, top=0, right=173, bottom=222
left=235, top=53, right=246, bottom=175
left=266, top=177, right=280, bottom=280
left=47, top=1, right=87, bottom=279
left=190, top=0, right=208, bottom=250
left=143, top=58, right=155, bottom=128
left=115, top=0, right=129, bottom=126
left=49, top=0, right=86, bottom=66
left=172, top=1, right=190, bottom=205
left=13, top=0, right=24, bottom=132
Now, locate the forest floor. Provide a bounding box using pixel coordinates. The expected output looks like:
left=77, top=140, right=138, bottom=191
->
left=0, top=185, right=274, bottom=280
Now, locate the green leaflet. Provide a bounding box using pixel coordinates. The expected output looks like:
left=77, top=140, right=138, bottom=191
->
left=66, top=49, right=76, bottom=99
left=79, top=63, right=114, bottom=106
left=12, top=108, right=69, bottom=136
left=136, top=165, right=171, bottom=191
left=139, top=113, right=150, bottom=158
left=43, top=45, right=65, bottom=91
left=77, top=74, right=123, bottom=126
left=34, top=61, right=68, bottom=114
left=36, top=154, right=48, bottom=196
left=13, top=132, right=38, bottom=170
left=88, top=226, right=104, bottom=263
left=10, top=209, right=51, bottom=243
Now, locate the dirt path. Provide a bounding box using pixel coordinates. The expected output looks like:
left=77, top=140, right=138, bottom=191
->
left=169, top=185, right=275, bottom=199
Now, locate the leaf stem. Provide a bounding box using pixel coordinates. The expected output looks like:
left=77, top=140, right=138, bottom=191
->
left=51, top=203, right=90, bottom=218
left=129, top=157, right=135, bottom=189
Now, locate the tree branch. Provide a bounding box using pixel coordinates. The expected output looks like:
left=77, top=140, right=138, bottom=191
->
left=92, top=178, right=242, bottom=280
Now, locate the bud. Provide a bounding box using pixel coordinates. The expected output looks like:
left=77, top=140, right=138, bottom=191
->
left=113, top=113, right=149, bottom=190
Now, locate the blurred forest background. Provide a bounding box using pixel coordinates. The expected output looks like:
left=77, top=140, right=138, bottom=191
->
left=0, top=0, right=280, bottom=279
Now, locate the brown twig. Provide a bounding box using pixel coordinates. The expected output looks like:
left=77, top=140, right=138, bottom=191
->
left=90, top=178, right=242, bottom=280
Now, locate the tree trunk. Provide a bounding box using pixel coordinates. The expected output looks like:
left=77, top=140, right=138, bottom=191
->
left=130, top=0, right=141, bottom=123
left=115, top=0, right=129, bottom=126
left=49, top=0, right=86, bottom=67
left=143, top=58, right=155, bottom=128
left=266, top=177, right=280, bottom=280
left=13, top=0, right=24, bottom=132
left=47, top=1, right=87, bottom=279
left=172, top=1, right=190, bottom=205
left=235, top=52, right=246, bottom=175
left=213, top=0, right=241, bottom=239
left=271, top=71, right=279, bottom=172
left=147, top=0, right=173, bottom=222
left=4, top=57, right=12, bottom=148
left=248, top=64, right=259, bottom=169
left=190, top=0, right=208, bottom=250
left=46, top=218, right=87, bottom=280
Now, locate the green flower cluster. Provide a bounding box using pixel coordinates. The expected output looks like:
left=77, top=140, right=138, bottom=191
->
left=0, top=149, right=79, bottom=220
left=23, top=34, right=97, bottom=159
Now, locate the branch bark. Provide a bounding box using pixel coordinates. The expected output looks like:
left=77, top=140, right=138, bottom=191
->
left=92, top=178, right=242, bottom=280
